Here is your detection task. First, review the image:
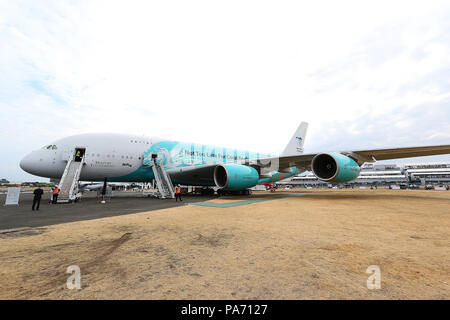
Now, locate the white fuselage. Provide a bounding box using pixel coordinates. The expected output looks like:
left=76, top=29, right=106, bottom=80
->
left=20, top=133, right=158, bottom=180
left=19, top=133, right=276, bottom=183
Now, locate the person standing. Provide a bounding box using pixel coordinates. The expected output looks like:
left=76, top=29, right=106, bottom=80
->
left=32, top=186, right=44, bottom=211
left=175, top=185, right=182, bottom=202
left=49, top=187, right=54, bottom=204
left=75, top=150, right=81, bottom=162
left=52, top=186, right=60, bottom=204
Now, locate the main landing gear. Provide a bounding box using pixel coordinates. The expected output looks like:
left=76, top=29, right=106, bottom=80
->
left=217, top=189, right=252, bottom=196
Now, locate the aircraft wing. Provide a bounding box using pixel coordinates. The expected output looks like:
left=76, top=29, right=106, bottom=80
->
left=272, top=144, right=450, bottom=171
left=273, top=154, right=316, bottom=171
left=348, top=144, right=450, bottom=161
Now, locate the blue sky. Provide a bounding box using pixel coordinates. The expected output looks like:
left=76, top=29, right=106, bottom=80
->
left=1, top=0, right=449, bottom=182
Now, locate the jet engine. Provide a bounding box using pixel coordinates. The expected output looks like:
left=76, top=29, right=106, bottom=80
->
left=311, top=153, right=360, bottom=183
left=214, top=164, right=259, bottom=190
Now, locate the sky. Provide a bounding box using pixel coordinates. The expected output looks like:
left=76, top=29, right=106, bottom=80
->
left=1, top=0, right=450, bottom=182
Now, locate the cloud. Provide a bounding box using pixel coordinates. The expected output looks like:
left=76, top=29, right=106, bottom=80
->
left=0, top=0, right=449, bottom=181
left=305, top=99, right=450, bottom=152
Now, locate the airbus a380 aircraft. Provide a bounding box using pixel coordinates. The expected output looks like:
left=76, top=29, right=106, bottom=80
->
left=19, top=122, right=450, bottom=192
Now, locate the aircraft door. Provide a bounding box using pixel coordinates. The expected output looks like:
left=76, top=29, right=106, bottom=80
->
left=74, top=148, right=86, bottom=162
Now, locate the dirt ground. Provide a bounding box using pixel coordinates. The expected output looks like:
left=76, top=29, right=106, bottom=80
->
left=0, top=189, right=449, bottom=299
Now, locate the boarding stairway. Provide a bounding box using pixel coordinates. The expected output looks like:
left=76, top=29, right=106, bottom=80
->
left=57, top=156, right=85, bottom=203
left=147, top=156, right=175, bottom=199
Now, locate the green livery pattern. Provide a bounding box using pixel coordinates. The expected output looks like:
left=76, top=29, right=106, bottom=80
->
left=112, top=140, right=299, bottom=187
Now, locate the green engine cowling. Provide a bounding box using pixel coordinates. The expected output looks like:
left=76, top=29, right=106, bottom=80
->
left=311, top=153, right=360, bottom=183
left=214, top=164, right=259, bottom=190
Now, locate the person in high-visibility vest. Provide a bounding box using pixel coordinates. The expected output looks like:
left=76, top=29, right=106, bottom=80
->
left=175, top=185, right=182, bottom=202
left=52, top=186, right=60, bottom=204
left=75, top=150, right=81, bottom=162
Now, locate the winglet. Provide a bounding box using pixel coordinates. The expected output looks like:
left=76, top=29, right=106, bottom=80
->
left=281, top=122, right=309, bottom=156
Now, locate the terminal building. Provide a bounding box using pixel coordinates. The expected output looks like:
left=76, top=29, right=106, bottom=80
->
left=403, top=162, right=450, bottom=185
left=279, top=162, right=450, bottom=187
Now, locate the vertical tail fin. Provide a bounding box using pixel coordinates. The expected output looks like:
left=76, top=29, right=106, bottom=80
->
left=281, top=122, right=309, bottom=156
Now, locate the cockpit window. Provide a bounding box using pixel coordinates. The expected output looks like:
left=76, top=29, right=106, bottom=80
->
left=51, top=145, right=57, bottom=150
left=44, top=145, right=57, bottom=150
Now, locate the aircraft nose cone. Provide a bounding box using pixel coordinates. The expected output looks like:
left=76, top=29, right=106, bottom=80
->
left=19, top=154, right=33, bottom=173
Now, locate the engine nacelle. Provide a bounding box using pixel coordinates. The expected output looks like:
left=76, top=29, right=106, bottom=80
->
left=214, top=164, right=259, bottom=190
left=311, top=153, right=360, bottom=183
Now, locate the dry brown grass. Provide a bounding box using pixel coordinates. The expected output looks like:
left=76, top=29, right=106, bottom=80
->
left=0, top=189, right=449, bottom=299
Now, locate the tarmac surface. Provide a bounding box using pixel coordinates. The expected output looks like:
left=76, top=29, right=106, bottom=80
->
left=0, top=191, right=214, bottom=230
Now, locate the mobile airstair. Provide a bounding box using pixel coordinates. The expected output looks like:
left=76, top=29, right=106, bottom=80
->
left=57, top=153, right=85, bottom=203
left=146, top=155, right=175, bottom=199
